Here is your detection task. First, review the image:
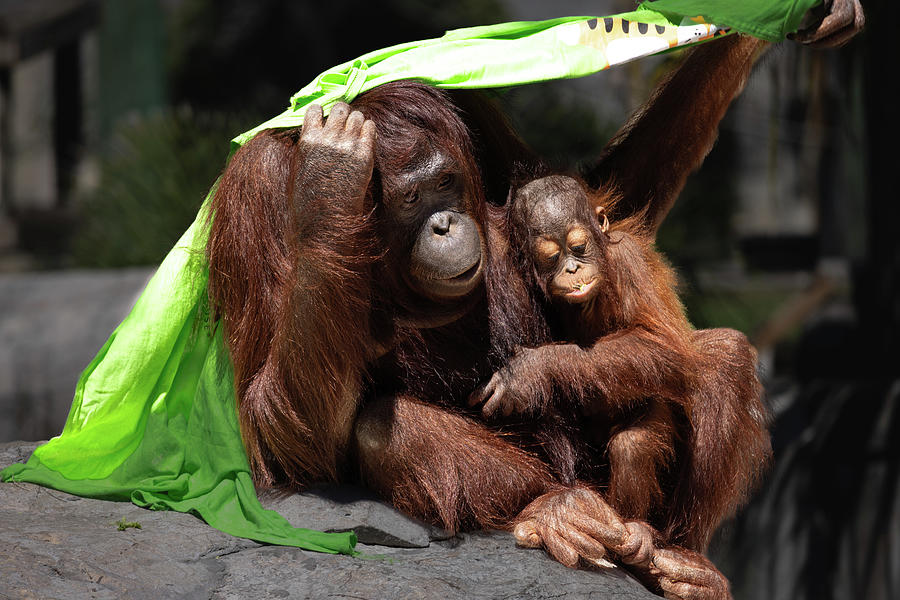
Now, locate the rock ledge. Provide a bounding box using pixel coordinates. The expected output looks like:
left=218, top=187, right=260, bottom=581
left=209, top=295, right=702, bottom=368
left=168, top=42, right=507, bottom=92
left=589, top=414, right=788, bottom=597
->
left=0, top=441, right=655, bottom=600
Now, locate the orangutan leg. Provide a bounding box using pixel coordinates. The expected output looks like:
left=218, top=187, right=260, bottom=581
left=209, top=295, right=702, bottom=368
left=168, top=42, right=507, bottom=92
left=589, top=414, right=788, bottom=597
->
left=355, top=395, right=555, bottom=533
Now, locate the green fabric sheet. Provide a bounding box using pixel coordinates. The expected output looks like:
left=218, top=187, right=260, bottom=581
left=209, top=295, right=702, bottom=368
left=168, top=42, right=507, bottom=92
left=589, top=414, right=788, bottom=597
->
left=2, top=0, right=819, bottom=555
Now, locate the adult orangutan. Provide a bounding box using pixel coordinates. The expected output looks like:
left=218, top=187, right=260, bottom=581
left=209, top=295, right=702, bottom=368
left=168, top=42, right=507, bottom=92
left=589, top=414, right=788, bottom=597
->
left=207, top=82, right=558, bottom=530
left=205, top=3, right=863, bottom=598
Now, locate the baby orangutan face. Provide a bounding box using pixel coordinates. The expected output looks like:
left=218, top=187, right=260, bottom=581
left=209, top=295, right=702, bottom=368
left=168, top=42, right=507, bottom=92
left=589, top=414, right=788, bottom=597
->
left=514, top=175, right=608, bottom=304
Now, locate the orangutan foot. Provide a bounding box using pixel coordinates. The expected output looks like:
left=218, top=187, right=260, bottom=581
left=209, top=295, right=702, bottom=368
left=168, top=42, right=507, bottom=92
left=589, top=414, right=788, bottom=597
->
left=512, top=486, right=641, bottom=568
left=641, top=547, right=732, bottom=600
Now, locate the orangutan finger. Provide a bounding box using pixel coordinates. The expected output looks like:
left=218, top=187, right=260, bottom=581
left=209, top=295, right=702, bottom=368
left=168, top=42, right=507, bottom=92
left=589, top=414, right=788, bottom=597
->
left=481, top=394, right=498, bottom=416
left=569, top=513, right=627, bottom=550
left=620, top=541, right=653, bottom=567
left=345, top=110, right=365, bottom=135
left=652, top=550, right=718, bottom=587
left=586, top=496, right=627, bottom=528
left=659, top=578, right=711, bottom=600
left=482, top=384, right=506, bottom=417
left=566, top=487, right=626, bottom=527
left=802, top=25, right=860, bottom=49
left=812, top=1, right=861, bottom=38
left=359, top=119, right=377, bottom=149
left=467, top=382, right=487, bottom=407
left=326, top=102, right=351, bottom=130
left=619, top=521, right=655, bottom=566
left=561, top=527, right=608, bottom=561
left=302, top=104, right=324, bottom=132
left=470, top=373, right=500, bottom=407
left=794, top=23, right=855, bottom=48
left=792, top=0, right=863, bottom=48
left=542, top=528, right=580, bottom=569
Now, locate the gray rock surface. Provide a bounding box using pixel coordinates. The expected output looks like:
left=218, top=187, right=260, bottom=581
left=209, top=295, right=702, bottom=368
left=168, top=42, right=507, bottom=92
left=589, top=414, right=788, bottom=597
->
left=1, top=440, right=657, bottom=600
left=0, top=268, right=155, bottom=442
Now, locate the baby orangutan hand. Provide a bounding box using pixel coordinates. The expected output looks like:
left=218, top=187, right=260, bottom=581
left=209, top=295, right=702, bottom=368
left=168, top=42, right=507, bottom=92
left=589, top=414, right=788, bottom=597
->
left=469, top=346, right=554, bottom=418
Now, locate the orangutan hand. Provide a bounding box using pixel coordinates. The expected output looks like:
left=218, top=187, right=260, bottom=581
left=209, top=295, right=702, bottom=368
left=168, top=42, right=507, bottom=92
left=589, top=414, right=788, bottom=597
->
left=295, top=102, right=376, bottom=215
left=790, top=0, right=864, bottom=48
left=470, top=346, right=555, bottom=418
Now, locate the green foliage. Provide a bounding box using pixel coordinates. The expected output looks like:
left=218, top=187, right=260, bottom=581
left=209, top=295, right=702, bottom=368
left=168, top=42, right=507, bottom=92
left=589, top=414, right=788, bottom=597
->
left=656, top=128, right=740, bottom=268
left=680, top=286, right=792, bottom=335
left=496, top=82, right=617, bottom=169
left=72, top=108, right=255, bottom=268
left=166, top=0, right=508, bottom=113
left=115, top=517, right=142, bottom=531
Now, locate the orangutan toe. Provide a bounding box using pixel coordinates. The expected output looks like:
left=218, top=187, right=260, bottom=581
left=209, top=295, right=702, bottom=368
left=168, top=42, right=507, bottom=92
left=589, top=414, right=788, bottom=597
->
left=513, top=520, right=543, bottom=548
left=619, top=521, right=655, bottom=567
left=652, top=548, right=731, bottom=600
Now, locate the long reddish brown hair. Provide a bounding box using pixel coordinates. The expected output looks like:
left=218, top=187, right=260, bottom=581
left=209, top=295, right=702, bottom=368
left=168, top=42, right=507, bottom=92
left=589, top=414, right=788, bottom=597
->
left=206, top=80, right=550, bottom=488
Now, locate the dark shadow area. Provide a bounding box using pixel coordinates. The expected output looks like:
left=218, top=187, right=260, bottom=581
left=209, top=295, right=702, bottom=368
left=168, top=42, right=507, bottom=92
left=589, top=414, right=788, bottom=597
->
left=709, top=6, right=898, bottom=598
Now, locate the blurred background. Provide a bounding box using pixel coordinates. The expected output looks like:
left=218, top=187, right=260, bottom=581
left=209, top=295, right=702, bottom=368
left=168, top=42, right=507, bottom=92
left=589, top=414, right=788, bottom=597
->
left=0, top=1, right=893, bottom=599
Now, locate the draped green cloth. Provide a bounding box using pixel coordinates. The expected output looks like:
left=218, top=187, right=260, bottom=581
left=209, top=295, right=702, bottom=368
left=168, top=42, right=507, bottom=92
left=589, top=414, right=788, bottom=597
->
left=2, top=0, right=820, bottom=554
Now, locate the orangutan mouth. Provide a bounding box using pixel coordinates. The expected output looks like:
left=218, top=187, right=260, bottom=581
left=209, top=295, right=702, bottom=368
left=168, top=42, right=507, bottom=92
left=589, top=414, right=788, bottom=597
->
left=566, top=279, right=597, bottom=298
left=449, top=260, right=481, bottom=282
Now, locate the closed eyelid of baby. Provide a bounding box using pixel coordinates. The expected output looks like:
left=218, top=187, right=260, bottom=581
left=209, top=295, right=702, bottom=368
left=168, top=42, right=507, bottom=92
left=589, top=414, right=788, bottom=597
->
left=535, top=238, right=561, bottom=264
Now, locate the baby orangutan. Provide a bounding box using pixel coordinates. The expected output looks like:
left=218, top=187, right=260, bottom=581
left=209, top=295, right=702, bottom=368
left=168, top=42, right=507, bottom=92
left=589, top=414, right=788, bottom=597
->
left=471, top=175, right=770, bottom=598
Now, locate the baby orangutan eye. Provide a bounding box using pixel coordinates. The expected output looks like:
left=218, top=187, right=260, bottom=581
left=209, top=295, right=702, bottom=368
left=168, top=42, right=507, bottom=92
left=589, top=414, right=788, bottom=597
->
left=535, top=238, right=561, bottom=267
left=567, top=228, right=590, bottom=254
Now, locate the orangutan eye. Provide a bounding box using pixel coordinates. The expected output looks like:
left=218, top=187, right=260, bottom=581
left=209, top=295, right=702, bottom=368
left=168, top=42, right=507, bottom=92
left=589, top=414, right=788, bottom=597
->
left=437, top=173, right=455, bottom=190
left=535, top=238, right=561, bottom=268
left=567, top=228, right=590, bottom=255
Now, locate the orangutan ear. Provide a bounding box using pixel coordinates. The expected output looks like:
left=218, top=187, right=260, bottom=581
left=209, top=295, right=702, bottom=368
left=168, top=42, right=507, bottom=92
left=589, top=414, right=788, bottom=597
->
left=595, top=205, right=610, bottom=234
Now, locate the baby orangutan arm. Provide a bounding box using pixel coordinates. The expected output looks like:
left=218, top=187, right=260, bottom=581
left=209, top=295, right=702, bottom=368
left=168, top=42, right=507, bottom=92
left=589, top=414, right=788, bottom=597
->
left=472, top=324, right=695, bottom=418
left=472, top=177, right=697, bottom=420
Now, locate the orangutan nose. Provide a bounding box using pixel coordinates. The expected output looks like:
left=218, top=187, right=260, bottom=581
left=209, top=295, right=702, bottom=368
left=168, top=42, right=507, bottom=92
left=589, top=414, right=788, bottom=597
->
left=565, top=258, right=579, bottom=273
left=430, top=211, right=457, bottom=236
